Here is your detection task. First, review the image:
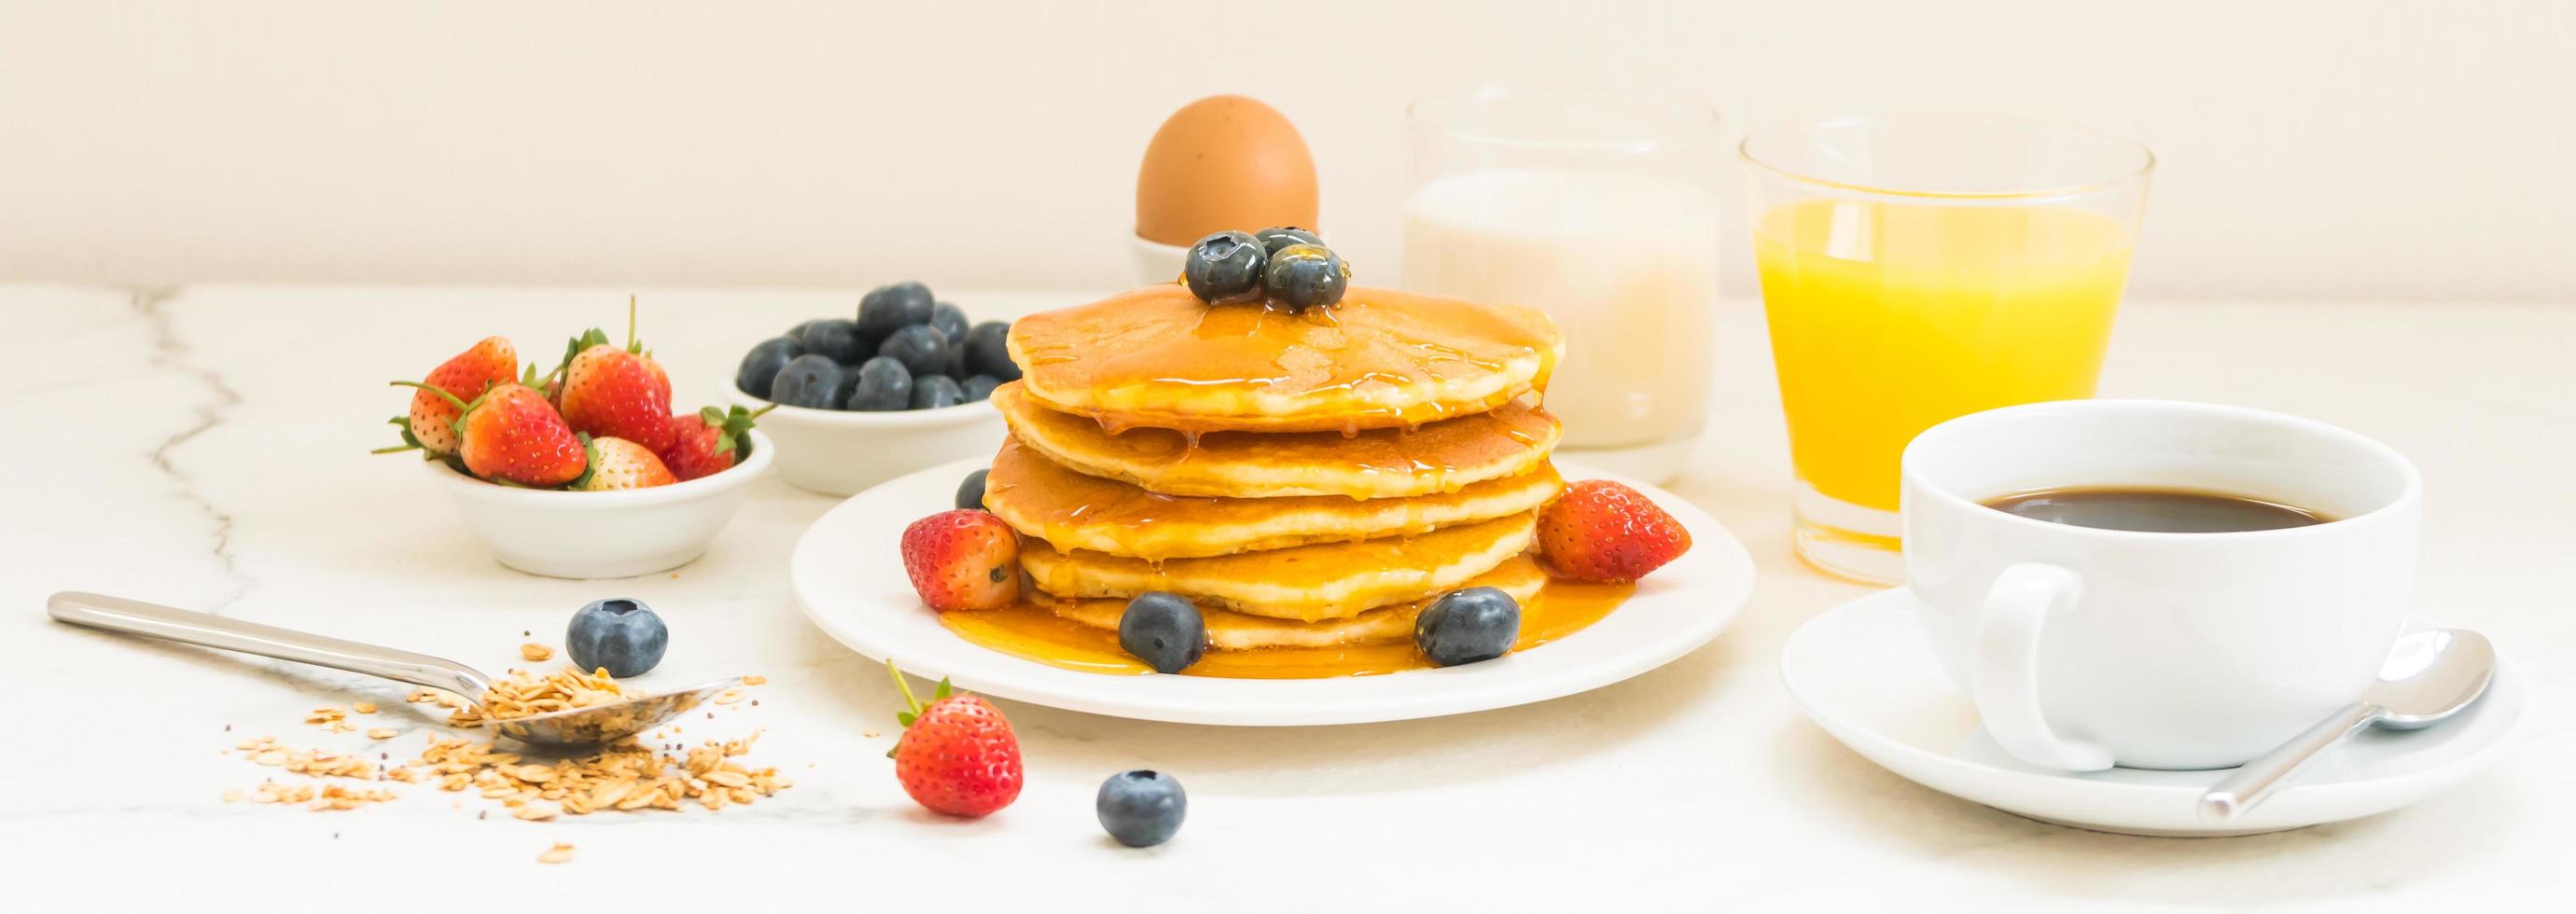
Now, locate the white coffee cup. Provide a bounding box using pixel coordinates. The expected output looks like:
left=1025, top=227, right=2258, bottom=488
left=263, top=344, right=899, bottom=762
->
left=1901, top=399, right=2422, bottom=771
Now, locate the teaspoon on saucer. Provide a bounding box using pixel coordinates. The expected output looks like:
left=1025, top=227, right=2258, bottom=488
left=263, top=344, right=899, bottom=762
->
left=47, top=591, right=733, bottom=751
left=2199, top=628, right=2495, bottom=820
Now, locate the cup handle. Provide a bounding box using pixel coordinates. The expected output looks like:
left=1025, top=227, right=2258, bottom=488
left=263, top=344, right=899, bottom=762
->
left=1972, top=562, right=2116, bottom=771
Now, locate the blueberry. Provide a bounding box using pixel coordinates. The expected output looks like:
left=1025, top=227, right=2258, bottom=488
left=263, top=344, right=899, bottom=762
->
left=962, top=321, right=1019, bottom=381
left=1414, top=586, right=1521, bottom=667
left=830, top=366, right=863, bottom=409
left=955, top=468, right=989, bottom=510
left=1118, top=591, right=1206, bottom=674
left=1183, top=231, right=1266, bottom=303
left=797, top=318, right=868, bottom=363
left=845, top=355, right=912, bottom=411
left=1261, top=243, right=1349, bottom=312
left=1253, top=226, right=1324, bottom=256
left=734, top=337, right=803, bottom=397
left=930, top=301, right=969, bottom=344
left=566, top=598, right=668, bottom=679
left=768, top=354, right=845, bottom=409
left=910, top=373, right=965, bottom=409
left=960, top=375, right=1002, bottom=402
left=942, top=339, right=969, bottom=380
left=786, top=319, right=819, bottom=339
left=877, top=324, right=951, bottom=379
left=857, top=282, right=936, bottom=339
left=1095, top=769, right=1186, bottom=848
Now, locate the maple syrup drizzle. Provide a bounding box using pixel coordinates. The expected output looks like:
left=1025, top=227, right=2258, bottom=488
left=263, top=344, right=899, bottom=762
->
left=936, top=577, right=1635, bottom=680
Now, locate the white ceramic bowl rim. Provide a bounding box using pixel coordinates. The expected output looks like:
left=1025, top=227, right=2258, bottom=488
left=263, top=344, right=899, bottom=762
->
left=425, top=429, right=773, bottom=506
left=723, top=384, right=1002, bottom=430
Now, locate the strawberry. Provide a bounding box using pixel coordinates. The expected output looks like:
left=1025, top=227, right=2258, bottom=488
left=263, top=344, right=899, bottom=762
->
left=379, top=337, right=516, bottom=456
left=551, top=299, right=674, bottom=453
left=660, top=404, right=774, bottom=482
left=1536, top=479, right=1693, bottom=583
left=884, top=661, right=1022, bottom=818
left=898, top=510, right=1022, bottom=612
left=571, top=435, right=677, bottom=491
left=441, top=383, right=587, bottom=488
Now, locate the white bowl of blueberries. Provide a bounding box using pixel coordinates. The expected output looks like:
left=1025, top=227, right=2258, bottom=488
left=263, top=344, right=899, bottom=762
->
left=728, top=282, right=1015, bottom=496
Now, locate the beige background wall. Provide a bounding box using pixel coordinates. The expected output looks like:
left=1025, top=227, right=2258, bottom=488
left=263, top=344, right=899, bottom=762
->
left=3, top=0, right=2569, bottom=300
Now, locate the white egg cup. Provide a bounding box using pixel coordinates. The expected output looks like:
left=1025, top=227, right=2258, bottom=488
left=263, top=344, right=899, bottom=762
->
left=1128, top=235, right=1190, bottom=288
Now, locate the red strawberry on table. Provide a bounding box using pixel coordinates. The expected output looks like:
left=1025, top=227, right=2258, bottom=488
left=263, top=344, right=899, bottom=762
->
left=571, top=436, right=678, bottom=491
left=379, top=336, right=516, bottom=456
left=660, top=404, right=774, bottom=482
left=444, top=382, right=587, bottom=488
left=552, top=298, right=674, bottom=453
left=899, top=509, right=1022, bottom=612
left=1536, top=479, right=1694, bottom=583
left=885, top=661, right=1022, bottom=818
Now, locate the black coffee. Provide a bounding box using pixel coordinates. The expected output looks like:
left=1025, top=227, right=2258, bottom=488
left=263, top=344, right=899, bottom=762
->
left=1981, top=487, right=2332, bottom=533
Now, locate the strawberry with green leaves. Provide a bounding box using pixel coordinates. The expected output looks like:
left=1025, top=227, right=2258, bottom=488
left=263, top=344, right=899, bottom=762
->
left=552, top=298, right=674, bottom=453
left=660, top=404, right=774, bottom=481
left=885, top=661, right=1022, bottom=818
left=571, top=435, right=678, bottom=491
left=379, top=337, right=517, bottom=456
left=425, top=382, right=587, bottom=488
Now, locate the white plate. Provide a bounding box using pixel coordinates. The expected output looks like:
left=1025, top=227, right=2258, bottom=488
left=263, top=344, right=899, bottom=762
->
left=791, top=457, right=1755, bottom=726
left=1781, top=587, right=2529, bottom=837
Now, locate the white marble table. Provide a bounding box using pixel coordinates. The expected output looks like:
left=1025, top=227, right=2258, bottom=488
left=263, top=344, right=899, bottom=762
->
left=3, top=285, right=2566, bottom=911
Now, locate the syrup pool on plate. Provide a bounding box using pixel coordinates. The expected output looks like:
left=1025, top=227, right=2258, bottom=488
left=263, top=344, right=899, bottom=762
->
left=939, top=578, right=1636, bottom=679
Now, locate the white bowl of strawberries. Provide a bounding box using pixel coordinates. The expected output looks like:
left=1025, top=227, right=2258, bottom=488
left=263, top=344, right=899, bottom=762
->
left=382, top=309, right=774, bottom=579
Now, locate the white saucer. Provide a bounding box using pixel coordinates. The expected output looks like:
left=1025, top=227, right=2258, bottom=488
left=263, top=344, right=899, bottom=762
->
left=1781, top=587, right=2528, bottom=837
left=790, top=457, right=1755, bottom=726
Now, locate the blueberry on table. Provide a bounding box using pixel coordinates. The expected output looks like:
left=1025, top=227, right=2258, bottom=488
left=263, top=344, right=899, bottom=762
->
left=1261, top=243, right=1349, bottom=312
left=1096, top=770, right=1186, bottom=848
left=857, top=281, right=936, bottom=339
left=930, top=301, right=969, bottom=344
left=960, top=375, right=1002, bottom=402
left=797, top=318, right=869, bottom=364
left=911, top=374, right=965, bottom=409
left=566, top=598, right=668, bottom=679
left=962, top=322, right=1019, bottom=381
left=845, top=355, right=913, bottom=411
left=1183, top=230, right=1267, bottom=303
left=734, top=337, right=803, bottom=397
left=1118, top=591, right=1206, bottom=674
left=769, top=354, right=846, bottom=409
left=878, top=324, right=952, bottom=380
left=1414, top=586, right=1520, bottom=667
left=955, top=468, right=989, bottom=510
left=1253, top=226, right=1324, bottom=256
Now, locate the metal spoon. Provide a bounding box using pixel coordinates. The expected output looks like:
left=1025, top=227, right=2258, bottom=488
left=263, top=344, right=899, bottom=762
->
left=2199, top=628, right=2495, bottom=820
left=47, top=591, right=734, bottom=751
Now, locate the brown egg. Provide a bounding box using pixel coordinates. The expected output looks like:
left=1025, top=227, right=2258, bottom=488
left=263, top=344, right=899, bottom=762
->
left=1135, top=95, right=1320, bottom=246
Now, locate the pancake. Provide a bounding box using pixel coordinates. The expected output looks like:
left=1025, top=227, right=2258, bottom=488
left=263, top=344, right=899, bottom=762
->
left=1008, top=284, right=1562, bottom=434
left=984, top=436, right=1563, bottom=560
left=1045, top=557, right=1547, bottom=650
left=994, top=381, right=1560, bottom=499
left=1021, top=512, right=1538, bottom=622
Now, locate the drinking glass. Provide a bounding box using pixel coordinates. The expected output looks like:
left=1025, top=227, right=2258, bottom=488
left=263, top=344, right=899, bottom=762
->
left=1403, top=89, right=1723, bottom=485
left=1741, top=116, right=2152, bottom=584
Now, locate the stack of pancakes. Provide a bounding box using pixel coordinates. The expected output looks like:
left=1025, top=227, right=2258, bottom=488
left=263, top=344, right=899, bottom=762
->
left=979, top=284, right=1566, bottom=654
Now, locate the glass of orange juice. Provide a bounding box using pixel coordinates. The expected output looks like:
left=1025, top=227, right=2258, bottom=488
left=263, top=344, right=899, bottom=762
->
left=1742, top=117, right=2153, bottom=583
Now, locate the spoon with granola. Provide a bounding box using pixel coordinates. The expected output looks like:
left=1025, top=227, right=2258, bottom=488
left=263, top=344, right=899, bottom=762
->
left=47, top=591, right=735, bottom=750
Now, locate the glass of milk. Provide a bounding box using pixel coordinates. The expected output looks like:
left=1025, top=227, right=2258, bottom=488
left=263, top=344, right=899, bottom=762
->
left=1404, top=89, right=1722, bottom=485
